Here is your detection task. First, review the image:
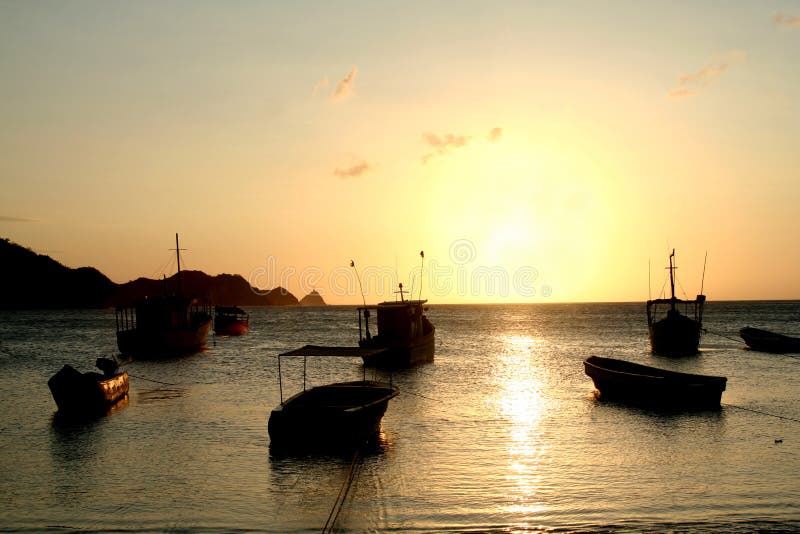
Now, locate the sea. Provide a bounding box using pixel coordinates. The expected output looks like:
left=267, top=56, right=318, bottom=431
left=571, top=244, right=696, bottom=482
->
left=1, top=302, right=799, bottom=533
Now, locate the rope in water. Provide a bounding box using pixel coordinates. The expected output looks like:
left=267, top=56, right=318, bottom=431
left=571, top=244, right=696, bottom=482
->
left=723, top=403, right=800, bottom=423
left=704, top=329, right=745, bottom=344
left=321, top=448, right=363, bottom=533
left=126, top=374, right=177, bottom=386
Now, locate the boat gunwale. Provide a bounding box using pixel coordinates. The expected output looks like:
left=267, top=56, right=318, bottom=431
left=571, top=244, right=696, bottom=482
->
left=584, top=356, right=726, bottom=386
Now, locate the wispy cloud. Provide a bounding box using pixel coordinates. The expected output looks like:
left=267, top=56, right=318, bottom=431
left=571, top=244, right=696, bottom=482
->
left=668, top=50, right=746, bottom=99
left=311, top=77, right=329, bottom=97
left=0, top=215, right=38, bottom=223
left=332, top=66, right=358, bottom=101
left=334, top=160, right=371, bottom=179
left=421, top=132, right=471, bottom=164
left=488, top=127, right=503, bottom=142
left=773, top=13, right=800, bottom=28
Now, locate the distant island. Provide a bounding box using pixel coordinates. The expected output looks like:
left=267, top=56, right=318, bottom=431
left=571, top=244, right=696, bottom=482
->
left=0, top=237, right=298, bottom=309
left=298, top=289, right=326, bottom=306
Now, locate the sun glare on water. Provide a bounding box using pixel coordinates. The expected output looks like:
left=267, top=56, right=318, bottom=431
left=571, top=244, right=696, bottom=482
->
left=493, top=334, right=549, bottom=516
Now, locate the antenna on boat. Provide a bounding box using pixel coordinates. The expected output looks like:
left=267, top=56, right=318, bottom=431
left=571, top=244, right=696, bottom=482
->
left=700, top=250, right=708, bottom=296
left=648, top=258, right=651, bottom=301
left=396, top=282, right=406, bottom=302
left=418, top=250, right=425, bottom=301
left=350, top=260, right=366, bottom=307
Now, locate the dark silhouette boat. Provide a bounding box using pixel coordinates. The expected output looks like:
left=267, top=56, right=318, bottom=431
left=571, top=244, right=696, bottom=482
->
left=115, top=234, right=212, bottom=358
left=646, top=250, right=706, bottom=356
left=279, top=283, right=435, bottom=369
left=268, top=349, right=399, bottom=452
left=48, top=357, right=129, bottom=415
left=357, top=283, right=435, bottom=367
left=214, top=306, right=249, bottom=336
left=584, top=355, right=726, bottom=409
left=740, top=327, right=800, bottom=353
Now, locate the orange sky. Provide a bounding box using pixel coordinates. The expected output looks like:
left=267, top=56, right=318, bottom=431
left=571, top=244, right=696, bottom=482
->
left=2, top=2, right=799, bottom=304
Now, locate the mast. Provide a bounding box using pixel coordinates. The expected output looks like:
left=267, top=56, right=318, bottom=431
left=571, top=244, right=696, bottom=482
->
left=668, top=249, right=676, bottom=310
left=175, top=233, right=183, bottom=296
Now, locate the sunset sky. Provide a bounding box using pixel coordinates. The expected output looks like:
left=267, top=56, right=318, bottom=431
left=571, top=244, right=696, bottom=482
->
left=1, top=1, right=799, bottom=304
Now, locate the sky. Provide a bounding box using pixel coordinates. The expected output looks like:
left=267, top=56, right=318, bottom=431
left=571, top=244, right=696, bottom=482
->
left=1, top=1, right=799, bottom=304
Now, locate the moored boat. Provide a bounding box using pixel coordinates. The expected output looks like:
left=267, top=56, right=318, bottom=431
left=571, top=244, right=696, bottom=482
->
left=115, top=234, right=212, bottom=358
left=646, top=249, right=705, bottom=356
left=583, top=355, right=726, bottom=409
left=214, top=305, right=249, bottom=336
left=48, top=357, right=129, bottom=415
left=740, top=326, right=800, bottom=353
left=357, top=283, right=435, bottom=368
left=267, top=349, right=399, bottom=452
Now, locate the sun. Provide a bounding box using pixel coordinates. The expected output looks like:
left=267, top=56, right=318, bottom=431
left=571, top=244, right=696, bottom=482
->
left=484, top=214, right=536, bottom=267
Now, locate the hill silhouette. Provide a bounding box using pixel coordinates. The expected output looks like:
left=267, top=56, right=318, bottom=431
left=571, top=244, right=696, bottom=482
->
left=299, top=289, right=327, bottom=306
left=0, top=238, right=297, bottom=309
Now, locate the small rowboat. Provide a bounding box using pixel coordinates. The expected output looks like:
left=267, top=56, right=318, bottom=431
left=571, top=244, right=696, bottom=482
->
left=48, top=358, right=129, bottom=415
left=584, top=356, right=726, bottom=409
left=268, top=348, right=399, bottom=453
left=740, top=327, right=800, bottom=353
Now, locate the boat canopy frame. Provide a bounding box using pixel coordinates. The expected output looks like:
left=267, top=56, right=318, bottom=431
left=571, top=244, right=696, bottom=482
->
left=275, top=346, right=392, bottom=404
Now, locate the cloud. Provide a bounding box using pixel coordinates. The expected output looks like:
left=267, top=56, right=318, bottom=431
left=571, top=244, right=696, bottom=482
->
left=332, top=66, right=358, bottom=101
left=667, top=88, right=696, bottom=99
left=488, top=127, right=503, bottom=142
left=0, top=215, right=38, bottom=223
left=774, top=13, right=800, bottom=27
left=420, top=132, right=471, bottom=163
left=668, top=50, right=747, bottom=99
left=334, top=160, right=370, bottom=179
left=311, top=77, right=329, bottom=97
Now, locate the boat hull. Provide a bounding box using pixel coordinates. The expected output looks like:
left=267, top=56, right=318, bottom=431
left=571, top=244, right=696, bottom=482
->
left=213, top=307, right=250, bottom=336
left=117, top=319, right=211, bottom=358
left=214, top=320, right=249, bottom=336
left=740, top=327, right=800, bottom=353
left=584, top=356, right=726, bottom=410
left=360, top=328, right=435, bottom=368
left=648, top=316, right=701, bottom=356
left=268, top=381, right=398, bottom=451
left=48, top=365, right=129, bottom=415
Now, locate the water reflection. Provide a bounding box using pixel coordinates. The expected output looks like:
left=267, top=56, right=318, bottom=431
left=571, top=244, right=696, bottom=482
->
left=269, top=429, right=392, bottom=459
left=135, top=387, right=186, bottom=404
left=494, top=334, right=548, bottom=517
left=51, top=395, right=129, bottom=428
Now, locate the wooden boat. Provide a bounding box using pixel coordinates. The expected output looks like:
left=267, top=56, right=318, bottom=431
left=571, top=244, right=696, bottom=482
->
left=214, top=306, right=249, bottom=336
left=115, top=234, right=212, bottom=358
left=268, top=349, right=399, bottom=452
left=583, top=355, right=726, bottom=409
left=740, top=327, right=800, bottom=353
left=646, top=250, right=706, bottom=356
left=48, top=357, right=129, bottom=415
left=357, top=283, right=435, bottom=368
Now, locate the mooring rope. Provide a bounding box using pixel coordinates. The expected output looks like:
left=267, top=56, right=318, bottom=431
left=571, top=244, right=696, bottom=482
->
left=321, top=448, right=363, bottom=533
left=704, top=329, right=745, bottom=344
left=124, top=374, right=177, bottom=386
left=400, top=387, right=440, bottom=402
left=723, top=403, right=800, bottom=423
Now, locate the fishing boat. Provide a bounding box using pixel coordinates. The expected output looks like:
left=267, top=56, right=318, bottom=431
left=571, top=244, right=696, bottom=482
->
left=584, top=356, right=726, bottom=409
left=356, top=282, right=435, bottom=367
left=115, top=234, right=212, bottom=358
left=48, top=357, right=129, bottom=415
left=279, top=284, right=435, bottom=368
left=214, top=306, right=250, bottom=336
left=646, top=249, right=706, bottom=356
left=740, top=327, right=800, bottom=353
left=268, top=348, right=399, bottom=452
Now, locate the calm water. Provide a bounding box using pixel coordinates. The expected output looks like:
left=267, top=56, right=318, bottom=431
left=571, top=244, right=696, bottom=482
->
left=1, top=302, right=799, bottom=533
